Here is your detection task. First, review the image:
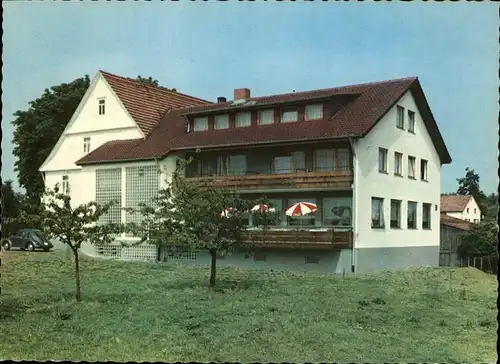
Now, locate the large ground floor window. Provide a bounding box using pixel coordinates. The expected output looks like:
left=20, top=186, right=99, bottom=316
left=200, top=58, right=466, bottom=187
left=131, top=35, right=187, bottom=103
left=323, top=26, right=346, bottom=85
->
left=95, top=168, right=122, bottom=225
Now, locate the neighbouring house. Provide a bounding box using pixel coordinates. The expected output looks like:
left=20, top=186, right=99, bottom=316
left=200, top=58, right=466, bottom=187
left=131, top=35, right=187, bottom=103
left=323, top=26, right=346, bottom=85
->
left=439, top=213, right=473, bottom=266
left=440, top=194, right=483, bottom=223
left=40, top=71, right=452, bottom=273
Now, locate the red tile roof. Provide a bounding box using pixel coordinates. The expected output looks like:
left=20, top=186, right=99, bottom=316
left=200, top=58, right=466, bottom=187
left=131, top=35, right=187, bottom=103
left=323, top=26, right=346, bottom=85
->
left=440, top=213, right=473, bottom=231
left=100, top=71, right=211, bottom=136
left=440, top=195, right=472, bottom=212
left=76, top=76, right=452, bottom=165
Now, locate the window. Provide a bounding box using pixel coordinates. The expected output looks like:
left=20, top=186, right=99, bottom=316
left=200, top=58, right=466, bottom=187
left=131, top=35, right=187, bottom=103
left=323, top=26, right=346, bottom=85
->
left=407, top=201, right=417, bottom=229
left=474, top=219, right=479, bottom=223
left=83, top=137, right=91, bottom=154
left=258, top=109, right=274, bottom=125
left=305, top=104, right=323, bottom=120
left=268, top=199, right=284, bottom=226
left=281, top=109, right=298, bottom=123
left=422, top=203, right=431, bottom=229
left=474, top=208, right=477, bottom=214
left=378, top=148, right=388, bottom=173
left=235, top=112, right=251, bottom=127
left=390, top=200, right=401, bottom=228
left=227, top=155, right=246, bottom=176
left=314, top=149, right=334, bottom=172
left=322, top=197, right=352, bottom=227
left=336, top=149, right=349, bottom=171
left=273, top=152, right=305, bottom=173
left=396, top=106, right=404, bottom=129
left=466, top=208, right=470, bottom=213
left=420, top=159, right=428, bottom=181
left=214, top=114, right=229, bottom=130
left=98, top=99, right=105, bottom=115
left=408, top=156, right=416, bottom=178
left=287, top=198, right=317, bottom=227
left=193, top=117, right=208, bottom=131
left=62, top=175, right=70, bottom=194
left=408, top=110, right=415, bottom=133
left=125, top=165, right=160, bottom=224
left=394, top=152, right=403, bottom=176
left=274, top=156, right=292, bottom=174
left=96, top=168, right=122, bottom=225
left=371, top=197, right=384, bottom=228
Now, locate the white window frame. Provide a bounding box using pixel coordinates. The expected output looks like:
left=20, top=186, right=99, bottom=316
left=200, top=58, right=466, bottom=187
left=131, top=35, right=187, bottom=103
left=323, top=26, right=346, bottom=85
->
left=98, top=98, right=106, bottom=115
left=193, top=116, right=208, bottom=131
left=305, top=104, right=323, bottom=121
left=396, top=105, right=404, bottom=129
left=281, top=109, right=298, bottom=123
left=371, top=197, right=384, bottom=228
left=390, top=199, right=401, bottom=229
left=378, top=148, right=388, bottom=173
left=257, top=109, right=274, bottom=125
left=407, top=201, right=418, bottom=229
left=408, top=110, right=415, bottom=133
left=235, top=112, right=251, bottom=127
left=214, top=114, right=229, bottom=130
left=408, top=156, right=416, bottom=179
left=62, top=175, right=70, bottom=195
left=83, top=137, right=91, bottom=154
left=394, top=152, right=403, bottom=176
left=420, top=159, right=428, bottom=181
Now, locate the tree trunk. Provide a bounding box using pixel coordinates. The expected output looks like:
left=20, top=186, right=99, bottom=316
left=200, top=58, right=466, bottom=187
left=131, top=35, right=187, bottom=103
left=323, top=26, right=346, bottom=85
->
left=209, top=249, right=217, bottom=288
left=72, top=248, right=82, bottom=302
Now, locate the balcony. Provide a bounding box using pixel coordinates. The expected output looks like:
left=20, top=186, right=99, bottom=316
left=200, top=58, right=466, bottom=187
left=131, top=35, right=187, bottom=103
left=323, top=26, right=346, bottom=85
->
left=242, top=228, right=353, bottom=249
left=187, top=167, right=352, bottom=191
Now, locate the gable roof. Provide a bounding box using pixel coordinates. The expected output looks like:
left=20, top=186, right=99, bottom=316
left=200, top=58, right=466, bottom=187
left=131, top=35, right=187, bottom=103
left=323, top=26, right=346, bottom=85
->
left=100, top=71, right=212, bottom=135
left=440, top=213, right=473, bottom=231
left=76, top=76, right=452, bottom=166
left=440, top=195, right=473, bottom=212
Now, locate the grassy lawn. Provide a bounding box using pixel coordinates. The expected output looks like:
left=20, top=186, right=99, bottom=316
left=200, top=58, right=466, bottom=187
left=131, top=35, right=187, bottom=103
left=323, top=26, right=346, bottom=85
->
left=0, top=250, right=497, bottom=362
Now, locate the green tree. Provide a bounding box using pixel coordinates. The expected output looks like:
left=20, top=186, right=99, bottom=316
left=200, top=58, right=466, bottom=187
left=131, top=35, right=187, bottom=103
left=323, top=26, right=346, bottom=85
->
left=12, top=76, right=90, bottom=207
left=456, top=167, right=487, bottom=201
left=1, top=180, right=26, bottom=236
left=20, top=186, right=121, bottom=301
left=458, top=220, right=498, bottom=258
left=126, top=161, right=261, bottom=288
left=135, top=75, right=177, bottom=92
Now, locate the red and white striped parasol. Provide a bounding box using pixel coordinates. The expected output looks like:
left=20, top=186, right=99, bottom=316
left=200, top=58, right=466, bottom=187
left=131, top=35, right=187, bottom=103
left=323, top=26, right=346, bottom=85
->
left=285, top=202, right=317, bottom=217
left=251, top=204, right=276, bottom=213
left=220, top=208, right=233, bottom=217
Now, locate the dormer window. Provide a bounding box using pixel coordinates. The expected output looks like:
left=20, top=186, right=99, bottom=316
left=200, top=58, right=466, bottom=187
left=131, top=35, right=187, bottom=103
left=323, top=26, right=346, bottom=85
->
left=281, top=108, right=298, bottom=123
left=235, top=112, right=251, bottom=127
left=193, top=116, right=208, bottom=131
left=83, top=137, right=91, bottom=154
left=214, top=114, right=229, bottom=130
left=98, top=98, right=106, bottom=115
left=258, top=110, right=274, bottom=125
left=305, top=104, right=323, bottom=120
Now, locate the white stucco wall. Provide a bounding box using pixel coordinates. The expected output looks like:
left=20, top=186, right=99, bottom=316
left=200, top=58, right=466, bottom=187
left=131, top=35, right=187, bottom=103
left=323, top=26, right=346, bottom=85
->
left=353, top=90, right=442, bottom=249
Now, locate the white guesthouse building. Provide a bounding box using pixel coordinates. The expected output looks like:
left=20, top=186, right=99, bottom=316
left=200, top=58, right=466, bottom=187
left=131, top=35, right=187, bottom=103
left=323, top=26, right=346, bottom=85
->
left=40, top=71, right=452, bottom=273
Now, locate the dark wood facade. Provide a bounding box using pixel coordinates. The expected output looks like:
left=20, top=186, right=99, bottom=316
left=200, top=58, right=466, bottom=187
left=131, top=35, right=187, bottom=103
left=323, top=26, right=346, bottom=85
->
left=185, top=141, right=354, bottom=192
left=242, top=229, right=353, bottom=250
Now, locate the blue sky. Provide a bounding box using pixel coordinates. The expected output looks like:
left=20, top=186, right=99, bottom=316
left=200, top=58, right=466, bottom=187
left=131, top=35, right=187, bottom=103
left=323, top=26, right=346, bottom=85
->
left=2, top=2, right=497, bottom=194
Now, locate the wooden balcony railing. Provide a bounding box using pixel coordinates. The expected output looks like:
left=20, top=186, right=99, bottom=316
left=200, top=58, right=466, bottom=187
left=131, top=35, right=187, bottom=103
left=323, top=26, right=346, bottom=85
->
left=187, top=169, right=353, bottom=190
left=242, top=228, right=353, bottom=249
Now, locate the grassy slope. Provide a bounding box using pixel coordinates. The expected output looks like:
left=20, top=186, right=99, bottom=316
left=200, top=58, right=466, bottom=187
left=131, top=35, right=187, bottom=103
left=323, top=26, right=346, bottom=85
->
left=0, top=250, right=497, bottom=362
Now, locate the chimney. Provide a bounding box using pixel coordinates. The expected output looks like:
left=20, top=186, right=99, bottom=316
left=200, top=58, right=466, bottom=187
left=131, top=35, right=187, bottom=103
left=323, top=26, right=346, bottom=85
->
left=234, top=88, right=251, bottom=101
left=217, top=96, right=227, bottom=103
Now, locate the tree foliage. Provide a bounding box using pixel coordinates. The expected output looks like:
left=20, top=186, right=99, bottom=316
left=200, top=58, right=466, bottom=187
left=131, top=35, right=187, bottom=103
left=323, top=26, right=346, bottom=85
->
left=1, top=180, right=28, bottom=236
left=20, top=186, right=122, bottom=301
left=456, top=167, right=487, bottom=205
left=458, top=220, right=498, bottom=258
left=135, top=75, right=177, bottom=92
left=12, top=76, right=90, bottom=206
left=126, top=160, right=271, bottom=287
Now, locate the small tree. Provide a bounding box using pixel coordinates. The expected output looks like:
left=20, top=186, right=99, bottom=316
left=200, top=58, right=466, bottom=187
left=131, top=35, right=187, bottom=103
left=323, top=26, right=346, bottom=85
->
left=23, top=187, right=122, bottom=301
left=458, top=220, right=498, bottom=258
left=127, top=163, right=259, bottom=288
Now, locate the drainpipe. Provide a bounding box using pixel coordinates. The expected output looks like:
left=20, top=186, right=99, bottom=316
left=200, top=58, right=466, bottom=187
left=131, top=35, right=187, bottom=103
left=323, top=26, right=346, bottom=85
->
left=348, top=136, right=357, bottom=273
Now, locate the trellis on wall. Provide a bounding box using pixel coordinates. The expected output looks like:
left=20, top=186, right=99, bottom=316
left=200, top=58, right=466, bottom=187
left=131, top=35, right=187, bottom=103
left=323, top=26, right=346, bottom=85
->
left=125, top=165, right=160, bottom=225
left=95, top=168, right=122, bottom=225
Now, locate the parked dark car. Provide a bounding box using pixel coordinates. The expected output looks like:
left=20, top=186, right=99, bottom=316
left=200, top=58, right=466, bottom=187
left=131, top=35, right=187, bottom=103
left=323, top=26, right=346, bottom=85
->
left=1, top=229, right=53, bottom=252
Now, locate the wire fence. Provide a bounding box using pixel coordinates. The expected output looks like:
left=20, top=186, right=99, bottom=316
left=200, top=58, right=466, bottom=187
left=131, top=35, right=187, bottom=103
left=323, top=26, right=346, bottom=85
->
left=457, top=255, right=498, bottom=274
